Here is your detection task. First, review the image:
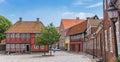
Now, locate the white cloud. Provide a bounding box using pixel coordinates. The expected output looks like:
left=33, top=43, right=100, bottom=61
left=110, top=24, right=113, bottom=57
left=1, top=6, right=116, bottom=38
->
left=62, top=12, right=74, bottom=16
left=75, top=12, right=94, bottom=19
left=62, top=11, right=94, bottom=19
left=72, top=0, right=93, bottom=6
left=72, top=1, right=83, bottom=6
left=86, top=2, right=103, bottom=8
left=0, top=0, right=5, bottom=3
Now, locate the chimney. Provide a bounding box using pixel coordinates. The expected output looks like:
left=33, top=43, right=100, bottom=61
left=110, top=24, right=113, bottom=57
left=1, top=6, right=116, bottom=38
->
left=76, top=17, right=79, bottom=20
left=19, top=17, right=22, bottom=22
left=87, top=17, right=90, bottom=20
left=36, top=18, right=39, bottom=22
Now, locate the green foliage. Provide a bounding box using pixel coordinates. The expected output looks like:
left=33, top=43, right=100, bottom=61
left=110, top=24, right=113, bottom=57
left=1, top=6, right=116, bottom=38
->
left=35, top=23, right=60, bottom=46
left=0, top=15, right=12, bottom=42
left=0, top=45, right=5, bottom=51
left=116, top=56, right=120, bottom=62
left=35, top=23, right=60, bottom=55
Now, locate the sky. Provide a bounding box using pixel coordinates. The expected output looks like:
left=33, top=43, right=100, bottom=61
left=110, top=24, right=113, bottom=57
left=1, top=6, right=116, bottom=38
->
left=0, top=0, right=103, bottom=26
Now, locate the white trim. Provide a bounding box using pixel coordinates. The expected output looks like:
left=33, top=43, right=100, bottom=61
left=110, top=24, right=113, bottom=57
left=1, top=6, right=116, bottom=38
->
left=105, top=30, right=108, bottom=51
left=115, top=21, right=120, bottom=54
left=109, top=27, right=113, bottom=53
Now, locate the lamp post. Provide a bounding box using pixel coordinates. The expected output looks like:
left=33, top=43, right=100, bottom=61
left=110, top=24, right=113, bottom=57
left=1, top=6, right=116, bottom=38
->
left=92, top=33, right=95, bottom=58
left=107, top=2, right=118, bottom=57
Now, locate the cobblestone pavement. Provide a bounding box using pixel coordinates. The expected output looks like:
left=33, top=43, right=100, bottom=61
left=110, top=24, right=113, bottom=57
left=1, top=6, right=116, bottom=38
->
left=0, top=51, right=94, bottom=62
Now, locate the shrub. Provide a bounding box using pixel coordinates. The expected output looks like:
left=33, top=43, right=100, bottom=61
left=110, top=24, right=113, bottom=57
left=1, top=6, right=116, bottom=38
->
left=116, top=56, right=120, bottom=62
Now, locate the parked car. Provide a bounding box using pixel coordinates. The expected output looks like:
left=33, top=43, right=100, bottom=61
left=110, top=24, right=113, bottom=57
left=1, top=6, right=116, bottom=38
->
left=51, top=47, right=61, bottom=51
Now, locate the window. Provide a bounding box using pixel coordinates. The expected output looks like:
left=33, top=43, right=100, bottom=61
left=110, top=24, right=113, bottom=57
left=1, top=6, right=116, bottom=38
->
left=105, top=30, right=108, bottom=51
left=108, top=0, right=110, bottom=5
left=21, top=44, right=25, bottom=48
left=40, top=45, right=44, bottom=49
left=27, top=33, right=30, bottom=38
left=7, top=34, right=10, bottom=38
left=21, top=33, right=25, bottom=38
left=34, top=45, right=39, bottom=49
left=12, top=34, right=15, bottom=38
left=16, top=34, right=20, bottom=38
left=16, top=44, right=20, bottom=48
left=11, top=44, right=15, bottom=48
left=109, top=27, right=113, bottom=52
left=10, top=33, right=13, bottom=38
left=6, top=44, right=10, bottom=48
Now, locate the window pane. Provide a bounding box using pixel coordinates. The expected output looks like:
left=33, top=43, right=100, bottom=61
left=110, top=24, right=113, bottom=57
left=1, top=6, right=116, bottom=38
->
left=6, top=44, right=10, bottom=48
left=16, top=44, right=20, bottom=48
left=34, top=45, right=39, bottom=49
left=40, top=45, right=44, bottom=49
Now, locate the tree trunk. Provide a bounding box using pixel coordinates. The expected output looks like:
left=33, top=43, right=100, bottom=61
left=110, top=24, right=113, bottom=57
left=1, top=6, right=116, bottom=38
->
left=43, top=45, right=46, bottom=56
left=50, top=45, right=52, bottom=55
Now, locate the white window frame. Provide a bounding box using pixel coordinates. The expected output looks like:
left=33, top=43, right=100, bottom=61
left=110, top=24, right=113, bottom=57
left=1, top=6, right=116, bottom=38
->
left=105, top=30, right=108, bottom=51
left=109, top=27, right=113, bottom=52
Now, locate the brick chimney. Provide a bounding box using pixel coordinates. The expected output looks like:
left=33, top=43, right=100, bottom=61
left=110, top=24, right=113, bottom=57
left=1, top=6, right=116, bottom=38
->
left=36, top=18, right=39, bottom=22
left=76, top=17, right=79, bottom=20
left=19, top=17, right=22, bottom=22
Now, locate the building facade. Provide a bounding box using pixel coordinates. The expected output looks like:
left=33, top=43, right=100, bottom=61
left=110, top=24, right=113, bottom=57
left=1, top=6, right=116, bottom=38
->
left=5, top=18, right=49, bottom=53
left=103, top=0, right=120, bottom=62
left=59, top=18, right=85, bottom=51
left=67, top=21, right=87, bottom=52
left=85, top=15, right=101, bottom=55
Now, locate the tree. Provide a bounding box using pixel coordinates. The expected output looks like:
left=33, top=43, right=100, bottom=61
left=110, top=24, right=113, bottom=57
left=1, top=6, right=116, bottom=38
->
left=35, top=23, right=60, bottom=55
left=0, top=15, right=12, bottom=42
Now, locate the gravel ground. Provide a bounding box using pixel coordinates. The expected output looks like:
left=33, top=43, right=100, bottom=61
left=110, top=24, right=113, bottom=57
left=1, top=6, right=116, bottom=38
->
left=0, top=51, right=93, bottom=62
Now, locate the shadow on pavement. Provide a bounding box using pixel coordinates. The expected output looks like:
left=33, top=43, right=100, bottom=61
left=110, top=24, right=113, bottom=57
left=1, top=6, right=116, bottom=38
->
left=30, top=55, right=54, bottom=58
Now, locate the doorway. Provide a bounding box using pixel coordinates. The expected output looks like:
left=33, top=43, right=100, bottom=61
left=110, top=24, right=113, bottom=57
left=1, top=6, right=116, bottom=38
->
left=26, top=44, right=30, bottom=52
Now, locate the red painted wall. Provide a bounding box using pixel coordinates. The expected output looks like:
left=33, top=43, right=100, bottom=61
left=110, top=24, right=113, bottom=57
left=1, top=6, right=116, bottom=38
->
left=6, top=33, right=49, bottom=52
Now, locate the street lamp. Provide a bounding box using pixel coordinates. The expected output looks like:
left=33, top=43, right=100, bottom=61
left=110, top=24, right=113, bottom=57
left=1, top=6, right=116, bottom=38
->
left=92, top=33, right=95, bottom=58
left=107, top=2, right=118, bottom=57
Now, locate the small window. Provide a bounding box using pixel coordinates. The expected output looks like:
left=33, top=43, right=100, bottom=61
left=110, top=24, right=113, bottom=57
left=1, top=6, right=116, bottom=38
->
left=11, top=44, right=15, bottom=48
left=6, top=44, right=10, bottom=48
left=34, top=45, right=39, bottom=49
left=27, top=33, right=30, bottom=38
left=16, top=34, right=20, bottom=38
left=21, top=44, right=25, bottom=48
left=16, top=44, right=20, bottom=48
left=40, top=45, right=44, bottom=49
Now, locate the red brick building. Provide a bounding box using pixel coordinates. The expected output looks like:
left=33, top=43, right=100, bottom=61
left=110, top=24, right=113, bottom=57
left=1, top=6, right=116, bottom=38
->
left=5, top=18, right=49, bottom=53
left=102, top=0, right=120, bottom=62
left=67, top=20, right=87, bottom=52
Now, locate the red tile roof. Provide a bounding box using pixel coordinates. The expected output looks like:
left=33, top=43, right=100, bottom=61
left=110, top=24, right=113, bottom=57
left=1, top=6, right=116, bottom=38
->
left=67, top=21, right=87, bottom=35
left=61, top=19, right=85, bottom=30
left=5, top=20, right=44, bottom=33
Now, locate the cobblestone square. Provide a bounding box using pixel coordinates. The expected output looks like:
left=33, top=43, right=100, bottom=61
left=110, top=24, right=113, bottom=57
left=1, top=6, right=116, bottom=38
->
left=0, top=51, right=93, bottom=62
